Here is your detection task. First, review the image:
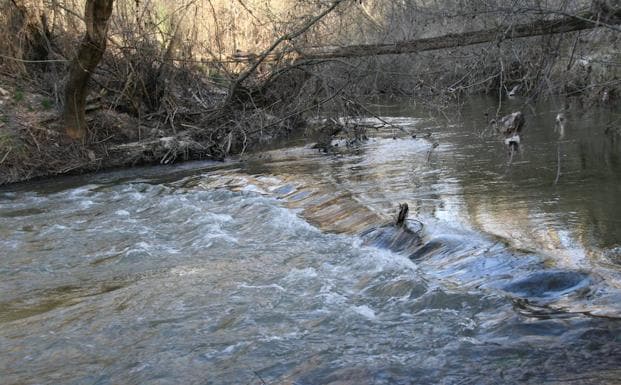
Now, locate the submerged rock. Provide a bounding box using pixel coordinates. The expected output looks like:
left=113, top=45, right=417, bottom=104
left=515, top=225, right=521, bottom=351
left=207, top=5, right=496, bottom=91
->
left=503, top=270, right=591, bottom=300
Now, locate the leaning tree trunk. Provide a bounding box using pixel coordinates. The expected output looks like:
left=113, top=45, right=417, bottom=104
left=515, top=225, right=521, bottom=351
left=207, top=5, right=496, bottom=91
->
left=63, top=0, right=114, bottom=140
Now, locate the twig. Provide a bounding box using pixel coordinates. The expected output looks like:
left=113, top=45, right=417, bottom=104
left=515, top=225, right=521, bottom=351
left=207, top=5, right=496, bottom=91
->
left=0, top=54, right=68, bottom=63
left=426, top=142, right=439, bottom=162
left=342, top=97, right=407, bottom=133
left=235, top=0, right=263, bottom=24
left=0, top=148, right=12, bottom=165
left=554, top=141, right=562, bottom=184
left=566, top=31, right=581, bottom=71
left=496, top=57, right=504, bottom=117
left=24, top=126, right=41, bottom=152
left=253, top=371, right=268, bottom=385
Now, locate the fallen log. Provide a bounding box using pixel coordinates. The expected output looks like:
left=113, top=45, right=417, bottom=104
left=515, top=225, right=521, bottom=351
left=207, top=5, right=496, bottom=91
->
left=296, top=7, right=620, bottom=60
left=222, top=6, right=620, bottom=64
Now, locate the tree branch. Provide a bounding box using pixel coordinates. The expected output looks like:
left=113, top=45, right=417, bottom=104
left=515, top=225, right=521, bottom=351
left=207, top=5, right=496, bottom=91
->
left=225, top=0, right=346, bottom=105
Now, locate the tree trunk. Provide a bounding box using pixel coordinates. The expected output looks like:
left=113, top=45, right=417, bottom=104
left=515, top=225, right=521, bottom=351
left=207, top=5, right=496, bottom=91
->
left=63, top=0, right=114, bottom=140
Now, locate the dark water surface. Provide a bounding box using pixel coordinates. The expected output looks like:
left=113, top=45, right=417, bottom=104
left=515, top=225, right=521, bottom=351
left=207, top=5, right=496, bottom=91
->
left=1, top=98, right=621, bottom=384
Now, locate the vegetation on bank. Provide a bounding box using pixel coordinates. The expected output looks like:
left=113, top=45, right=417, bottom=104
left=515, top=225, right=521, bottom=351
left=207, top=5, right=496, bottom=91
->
left=0, top=0, right=619, bottom=185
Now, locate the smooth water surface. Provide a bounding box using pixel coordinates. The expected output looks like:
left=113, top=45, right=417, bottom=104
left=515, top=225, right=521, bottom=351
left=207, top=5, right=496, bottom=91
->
left=1, top=98, right=621, bottom=384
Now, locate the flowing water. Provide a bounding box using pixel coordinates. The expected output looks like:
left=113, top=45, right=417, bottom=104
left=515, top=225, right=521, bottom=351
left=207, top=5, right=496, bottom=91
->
left=1, top=98, right=621, bottom=384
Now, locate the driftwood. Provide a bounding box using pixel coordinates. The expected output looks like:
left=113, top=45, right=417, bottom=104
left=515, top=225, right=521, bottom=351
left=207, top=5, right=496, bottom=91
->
left=488, top=111, right=525, bottom=159
left=495, top=111, right=525, bottom=136
left=106, top=132, right=209, bottom=164
left=396, top=203, right=409, bottom=227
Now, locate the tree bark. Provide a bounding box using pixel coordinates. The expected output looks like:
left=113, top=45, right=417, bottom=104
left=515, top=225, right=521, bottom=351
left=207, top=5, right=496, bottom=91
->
left=63, top=0, right=114, bottom=140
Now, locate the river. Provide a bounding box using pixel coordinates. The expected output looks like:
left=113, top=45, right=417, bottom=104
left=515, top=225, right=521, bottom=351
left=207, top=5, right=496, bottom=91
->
left=1, top=97, right=620, bottom=384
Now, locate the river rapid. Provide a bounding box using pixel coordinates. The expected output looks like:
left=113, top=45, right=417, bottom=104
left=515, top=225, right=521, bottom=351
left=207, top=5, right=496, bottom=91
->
left=1, top=98, right=621, bottom=384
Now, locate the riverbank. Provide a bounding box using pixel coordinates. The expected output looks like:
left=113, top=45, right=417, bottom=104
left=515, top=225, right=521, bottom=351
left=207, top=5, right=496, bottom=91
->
left=2, top=0, right=620, bottom=186
left=1, top=28, right=620, bottom=186
left=0, top=73, right=301, bottom=185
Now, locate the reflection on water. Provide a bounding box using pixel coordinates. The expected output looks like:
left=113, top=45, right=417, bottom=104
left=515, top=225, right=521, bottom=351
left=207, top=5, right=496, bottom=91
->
left=1, top=97, right=620, bottom=384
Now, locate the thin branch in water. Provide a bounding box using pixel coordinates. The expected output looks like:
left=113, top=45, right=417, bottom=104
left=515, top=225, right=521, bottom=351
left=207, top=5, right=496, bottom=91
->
left=253, top=371, right=268, bottom=385
left=342, top=97, right=407, bottom=133
left=426, top=142, right=439, bottom=163
left=555, top=141, right=562, bottom=185
left=496, top=56, right=504, bottom=117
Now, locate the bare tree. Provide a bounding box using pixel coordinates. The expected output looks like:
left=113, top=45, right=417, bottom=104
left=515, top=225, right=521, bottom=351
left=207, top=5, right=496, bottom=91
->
left=63, top=0, right=114, bottom=140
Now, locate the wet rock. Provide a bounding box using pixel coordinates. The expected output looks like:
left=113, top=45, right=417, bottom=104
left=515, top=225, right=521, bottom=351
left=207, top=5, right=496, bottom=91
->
left=361, top=203, right=423, bottom=255
left=361, top=223, right=423, bottom=256
left=408, top=239, right=447, bottom=260
left=503, top=270, right=591, bottom=300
